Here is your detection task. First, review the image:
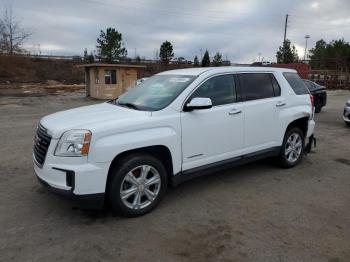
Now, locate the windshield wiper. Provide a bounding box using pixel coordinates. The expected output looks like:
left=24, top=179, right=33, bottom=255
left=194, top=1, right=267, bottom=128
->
left=116, top=102, right=140, bottom=110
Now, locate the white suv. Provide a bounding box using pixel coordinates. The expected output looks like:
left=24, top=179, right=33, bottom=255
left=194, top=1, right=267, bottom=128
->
left=34, top=67, right=315, bottom=217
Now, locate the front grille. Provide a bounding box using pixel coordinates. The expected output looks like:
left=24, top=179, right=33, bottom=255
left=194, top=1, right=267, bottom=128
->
left=33, top=124, right=52, bottom=167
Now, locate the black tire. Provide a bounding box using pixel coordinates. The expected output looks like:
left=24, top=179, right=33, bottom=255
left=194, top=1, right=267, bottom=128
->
left=314, top=101, right=322, bottom=113
left=108, top=153, right=168, bottom=217
left=346, top=121, right=350, bottom=127
left=278, top=127, right=305, bottom=168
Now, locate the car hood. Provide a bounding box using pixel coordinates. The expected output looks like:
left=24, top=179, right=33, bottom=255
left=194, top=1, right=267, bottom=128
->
left=40, top=102, right=152, bottom=138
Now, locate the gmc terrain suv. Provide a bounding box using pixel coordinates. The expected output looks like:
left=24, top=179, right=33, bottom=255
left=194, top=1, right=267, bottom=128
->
left=34, top=67, right=316, bottom=217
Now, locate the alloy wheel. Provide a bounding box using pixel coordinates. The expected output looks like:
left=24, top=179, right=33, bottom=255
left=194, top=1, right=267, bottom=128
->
left=285, top=133, right=303, bottom=163
left=120, top=165, right=161, bottom=210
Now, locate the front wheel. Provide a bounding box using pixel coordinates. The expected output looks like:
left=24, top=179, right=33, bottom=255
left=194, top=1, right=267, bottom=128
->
left=278, top=127, right=305, bottom=168
left=108, top=154, right=168, bottom=217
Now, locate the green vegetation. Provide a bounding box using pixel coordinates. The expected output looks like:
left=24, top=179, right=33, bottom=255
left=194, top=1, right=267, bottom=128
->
left=212, top=52, right=223, bottom=66
left=83, top=48, right=94, bottom=63
left=276, top=39, right=299, bottom=64
left=159, top=40, right=174, bottom=64
left=193, top=55, right=199, bottom=66
left=201, top=50, right=210, bottom=67
left=96, top=27, right=127, bottom=63
left=309, top=39, right=350, bottom=69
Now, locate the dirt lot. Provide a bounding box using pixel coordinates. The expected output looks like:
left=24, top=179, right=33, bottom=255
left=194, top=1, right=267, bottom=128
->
left=0, top=90, right=349, bottom=262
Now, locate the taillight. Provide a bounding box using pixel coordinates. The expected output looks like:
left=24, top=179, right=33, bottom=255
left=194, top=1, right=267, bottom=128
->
left=310, top=95, right=314, bottom=108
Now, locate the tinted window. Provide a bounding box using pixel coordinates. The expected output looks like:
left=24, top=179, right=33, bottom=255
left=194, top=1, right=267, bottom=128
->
left=283, top=72, right=309, bottom=95
left=189, top=75, right=236, bottom=106
left=271, top=75, right=281, bottom=96
left=238, top=73, right=275, bottom=101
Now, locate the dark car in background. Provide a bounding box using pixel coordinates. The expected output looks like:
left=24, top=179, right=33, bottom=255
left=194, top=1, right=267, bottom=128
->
left=303, top=80, right=327, bottom=113
left=344, top=99, right=350, bottom=126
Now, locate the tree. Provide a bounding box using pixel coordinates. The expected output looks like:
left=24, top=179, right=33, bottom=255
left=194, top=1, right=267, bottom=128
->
left=308, top=39, right=327, bottom=69
left=193, top=55, right=199, bottom=66
left=83, top=48, right=94, bottom=63
left=83, top=48, right=88, bottom=60
left=276, top=39, right=299, bottom=63
left=135, top=55, right=141, bottom=63
left=0, top=6, right=31, bottom=54
left=201, top=50, right=210, bottom=67
left=309, top=39, right=350, bottom=69
left=159, top=40, right=174, bottom=64
left=96, top=27, right=127, bottom=63
left=212, top=52, right=223, bottom=66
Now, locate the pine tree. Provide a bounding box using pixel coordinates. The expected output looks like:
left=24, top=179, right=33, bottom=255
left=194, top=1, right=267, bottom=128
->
left=212, top=52, right=222, bottom=66
left=96, top=27, right=127, bottom=63
left=276, top=39, right=299, bottom=63
left=159, top=40, right=174, bottom=64
left=201, top=50, right=210, bottom=67
left=194, top=55, right=199, bottom=66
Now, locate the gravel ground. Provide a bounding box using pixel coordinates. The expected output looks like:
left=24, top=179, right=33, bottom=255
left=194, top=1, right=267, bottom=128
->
left=0, top=90, right=349, bottom=262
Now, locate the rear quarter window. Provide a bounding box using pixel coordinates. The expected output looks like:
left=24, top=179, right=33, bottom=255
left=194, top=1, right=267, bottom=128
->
left=283, top=72, right=310, bottom=95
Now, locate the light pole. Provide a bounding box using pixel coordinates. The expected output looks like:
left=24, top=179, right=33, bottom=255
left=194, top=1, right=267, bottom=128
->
left=304, top=35, right=310, bottom=62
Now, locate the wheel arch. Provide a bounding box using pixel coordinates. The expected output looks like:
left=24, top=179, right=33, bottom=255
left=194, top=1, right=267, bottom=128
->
left=285, top=116, right=309, bottom=137
left=105, top=145, right=174, bottom=193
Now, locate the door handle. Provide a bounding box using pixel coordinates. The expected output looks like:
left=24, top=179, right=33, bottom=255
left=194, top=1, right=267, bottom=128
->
left=228, top=109, right=242, bottom=115
left=276, top=101, right=286, bottom=107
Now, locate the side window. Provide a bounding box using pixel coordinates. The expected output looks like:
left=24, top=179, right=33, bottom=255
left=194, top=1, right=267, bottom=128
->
left=189, top=75, right=236, bottom=106
left=283, top=72, right=309, bottom=95
left=238, top=73, right=275, bottom=101
left=104, top=70, right=117, bottom=85
left=270, top=74, right=281, bottom=96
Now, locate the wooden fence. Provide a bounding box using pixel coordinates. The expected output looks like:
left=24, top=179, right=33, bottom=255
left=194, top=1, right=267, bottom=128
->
left=309, top=70, right=350, bottom=89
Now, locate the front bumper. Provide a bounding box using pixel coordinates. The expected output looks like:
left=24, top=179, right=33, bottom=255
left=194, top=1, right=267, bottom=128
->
left=36, top=174, right=105, bottom=209
left=344, top=106, right=350, bottom=122
left=33, top=139, right=110, bottom=209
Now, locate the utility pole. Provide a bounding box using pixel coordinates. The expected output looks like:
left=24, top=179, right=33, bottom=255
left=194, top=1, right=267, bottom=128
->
left=304, top=35, right=310, bottom=61
left=283, top=14, right=289, bottom=43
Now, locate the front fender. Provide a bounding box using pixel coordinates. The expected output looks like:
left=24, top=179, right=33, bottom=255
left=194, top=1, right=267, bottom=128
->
left=88, top=127, right=181, bottom=174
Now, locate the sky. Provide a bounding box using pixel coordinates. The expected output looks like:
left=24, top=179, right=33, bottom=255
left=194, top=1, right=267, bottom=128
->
left=3, top=0, right=350, bottom=63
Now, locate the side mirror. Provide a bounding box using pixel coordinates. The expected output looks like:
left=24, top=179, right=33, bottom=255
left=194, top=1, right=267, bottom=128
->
left=184, top=97, right=212, bottom=111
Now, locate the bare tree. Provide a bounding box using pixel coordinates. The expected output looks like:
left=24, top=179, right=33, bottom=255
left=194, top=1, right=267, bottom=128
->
left=0, top=6, right=31, bottom=54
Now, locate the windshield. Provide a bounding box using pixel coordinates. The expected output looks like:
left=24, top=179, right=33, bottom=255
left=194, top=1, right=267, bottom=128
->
left=114, top=75, right=196, bottom=111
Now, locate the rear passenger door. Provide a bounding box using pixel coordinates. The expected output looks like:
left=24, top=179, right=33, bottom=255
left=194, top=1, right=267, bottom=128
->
left=238, top=73, right=283, bottom=153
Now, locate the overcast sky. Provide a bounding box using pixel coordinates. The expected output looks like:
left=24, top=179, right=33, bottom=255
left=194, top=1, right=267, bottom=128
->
left=4, top=0, right=350, bottom=63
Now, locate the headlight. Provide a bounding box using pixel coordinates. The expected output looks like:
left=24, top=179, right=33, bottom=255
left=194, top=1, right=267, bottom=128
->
left=55, top=130, right=91, bottom=157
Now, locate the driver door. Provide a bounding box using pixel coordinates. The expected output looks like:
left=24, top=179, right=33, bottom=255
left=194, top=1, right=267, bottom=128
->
left=180, top=74, right=244, bottom=171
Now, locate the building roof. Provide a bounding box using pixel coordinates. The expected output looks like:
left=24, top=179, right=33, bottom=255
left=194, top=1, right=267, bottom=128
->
left=158, top=66, right=296, bottom=76
left=78, top=63, right=146, bottom=68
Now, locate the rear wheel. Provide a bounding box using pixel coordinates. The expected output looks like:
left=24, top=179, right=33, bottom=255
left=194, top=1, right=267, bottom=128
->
left=108, top=154, right=168, bottom=217
left=279, top=127, right=305, bottom=168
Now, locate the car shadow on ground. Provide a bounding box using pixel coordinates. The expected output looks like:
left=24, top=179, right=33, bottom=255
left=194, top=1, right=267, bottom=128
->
left=54, top=157, right=282, bottom=222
